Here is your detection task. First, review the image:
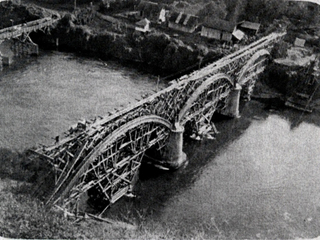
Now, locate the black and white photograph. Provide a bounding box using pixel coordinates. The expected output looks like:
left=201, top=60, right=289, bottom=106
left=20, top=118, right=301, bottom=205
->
left=0, top=0, right=320, bottom=239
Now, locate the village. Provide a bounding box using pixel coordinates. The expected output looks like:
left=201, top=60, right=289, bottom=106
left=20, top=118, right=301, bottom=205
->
left=95, top=0, right=262, bottom=50
left=64, top=0, right=320, bottom=112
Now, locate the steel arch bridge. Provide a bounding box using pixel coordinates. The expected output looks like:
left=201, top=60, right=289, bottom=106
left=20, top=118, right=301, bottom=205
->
left=29, top=31, right=286, bottom=215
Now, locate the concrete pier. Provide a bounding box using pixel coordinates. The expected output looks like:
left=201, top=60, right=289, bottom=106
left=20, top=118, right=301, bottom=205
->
left=2, top=56, right=13, bottom=66
left=161, top=122, right=187, bottom=169
left=220, top=83, right=242, bottom=118
left=12, top=39, right=39, bottom=57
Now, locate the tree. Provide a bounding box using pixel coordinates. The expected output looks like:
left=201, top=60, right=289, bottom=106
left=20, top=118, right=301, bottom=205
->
left=198, top=0, right=227, bottom=20
left=242, top=0, right=287, bottom=23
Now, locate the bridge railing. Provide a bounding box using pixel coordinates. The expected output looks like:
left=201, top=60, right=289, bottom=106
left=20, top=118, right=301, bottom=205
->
left=0, top=17, right=58, bottom=40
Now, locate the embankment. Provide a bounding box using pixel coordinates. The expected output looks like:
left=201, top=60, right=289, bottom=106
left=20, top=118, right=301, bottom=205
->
left=31, top=12, right=224, bottom=75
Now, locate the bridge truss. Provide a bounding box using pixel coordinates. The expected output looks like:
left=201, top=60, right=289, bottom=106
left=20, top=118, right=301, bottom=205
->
left=29, top=31, right=286, bottom=215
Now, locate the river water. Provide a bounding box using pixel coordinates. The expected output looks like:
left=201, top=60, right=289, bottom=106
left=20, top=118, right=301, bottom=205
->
left=0, top=51, right=161, bottom=150
left=1, top=51, right=320, bottom=239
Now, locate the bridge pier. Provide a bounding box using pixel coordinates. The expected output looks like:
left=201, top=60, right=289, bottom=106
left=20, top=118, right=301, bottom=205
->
left=161, top=122, right=187, bottom=169
left=12, top=38, right=39, bottom=57
left=220, top=83, right=242, bottom=118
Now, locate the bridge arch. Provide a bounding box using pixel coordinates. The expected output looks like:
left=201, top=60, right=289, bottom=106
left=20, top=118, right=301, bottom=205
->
left=49, top=115, right=173, bottom=211
left=177, top=73, right=234, bottom=129
left=237, top=49, right=271, bottom=99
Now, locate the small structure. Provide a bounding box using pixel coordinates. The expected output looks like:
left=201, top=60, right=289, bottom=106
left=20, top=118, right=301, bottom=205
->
left=237, top=21, right=260, bottom=35
left=232, top=29, right=245, bottom=41
left=168, top=12, right=199, bottom=33
left=158, top=8, right=167, bottom=23
left=135, top=18, right=151, bottom=33
left=294, top=37, right=306, bottom=47
left=273, top=46, right=319, bottom=112
left=136, top=0, right=162, bottom=22
left=201, top=18, right=236, bottom=42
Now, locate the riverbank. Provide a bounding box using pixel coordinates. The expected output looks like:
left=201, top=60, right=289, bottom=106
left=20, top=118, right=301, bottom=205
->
left=30, top=13, right=226, bottom=76
left=0, top=149, right=217, bottom=239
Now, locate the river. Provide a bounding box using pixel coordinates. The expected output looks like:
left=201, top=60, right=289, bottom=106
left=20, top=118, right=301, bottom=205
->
left=105, top=100, right=320, bottom=239
left=0, top=51, right=162, bottom=150
left=1, top=51, right=320, bottom=239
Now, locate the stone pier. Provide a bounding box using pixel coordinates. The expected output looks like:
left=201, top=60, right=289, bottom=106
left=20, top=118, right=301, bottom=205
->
left=161, top=122, right=187, bottom=169
left=12, top=39, right=39, bottom=57
left=220, top=83, right=242, bottom=118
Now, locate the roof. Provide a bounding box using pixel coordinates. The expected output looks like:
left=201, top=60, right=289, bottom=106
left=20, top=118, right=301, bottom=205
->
left=287, top=0, right=320, bottom=5
left=294, top=37, right=306, bottom=47
left=136, top=18, right=150, bottom=27
left=137, top=0, right=161, bottom=20
left=169, top=12, right=180, bottom=22
left=137, top=0, right=159, bottom=10
left=239, top=21, right=260, bottom=31
left=232, top=29, right=245, bottom=40
left=203, top=18, right=235, bottom=32
left=169, top=12, right=198, bottom=28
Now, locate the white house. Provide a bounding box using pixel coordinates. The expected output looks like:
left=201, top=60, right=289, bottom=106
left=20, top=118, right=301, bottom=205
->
left=135, top=18, right=151, bottom=33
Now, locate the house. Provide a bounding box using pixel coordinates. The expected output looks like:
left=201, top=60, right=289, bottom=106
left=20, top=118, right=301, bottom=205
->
left=232, top=29, right=245, bottom=41
left=135, top=18, right=151, bottom=32
left=201, top=18, right=236, bottom=42
left=168, top=12, right=199, bottom=33
left=136, top=0, right=162, bottom=22
left=237, top=21, right=260, bottom=35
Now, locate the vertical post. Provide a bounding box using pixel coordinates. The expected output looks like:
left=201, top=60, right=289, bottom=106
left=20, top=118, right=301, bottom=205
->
left=0, top=51, right=3, bottom=69
left=220, top=83, right=242, bottom=118
left=161, top=122, right=187, bottom=169
left=56, top=38, right=59, bottom=49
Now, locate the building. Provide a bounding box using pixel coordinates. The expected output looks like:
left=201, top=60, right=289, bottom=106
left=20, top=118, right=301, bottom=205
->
left=237, top=21, right=260, bottom=35
left=136, top=0, right=162, bottom=22
left=135, top=18, right=151, bottom=32
left=168, top=12, right=199, bottom=33
left=158, top=8, right=167, bottom=23
left=201, top=18, right=236, bottom=42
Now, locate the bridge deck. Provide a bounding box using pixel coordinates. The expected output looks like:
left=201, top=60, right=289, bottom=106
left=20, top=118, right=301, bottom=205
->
left=0, top=17, right=58, bottom=40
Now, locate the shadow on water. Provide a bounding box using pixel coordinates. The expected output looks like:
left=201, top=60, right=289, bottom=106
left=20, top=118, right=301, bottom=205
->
left=256, top=95, right=320, bottom=130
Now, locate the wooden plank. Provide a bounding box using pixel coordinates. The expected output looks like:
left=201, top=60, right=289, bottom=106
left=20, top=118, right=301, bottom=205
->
left=46, top=141, right=88, bottom=205
left=28, top=149, right=55, bottom=162
left=110, top=186, right=129, bottom=204
left=115, top=156, right=131, bottom=168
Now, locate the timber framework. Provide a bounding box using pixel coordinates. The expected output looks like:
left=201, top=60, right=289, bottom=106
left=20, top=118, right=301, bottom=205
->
left=28, top=31, right=286, bottom=216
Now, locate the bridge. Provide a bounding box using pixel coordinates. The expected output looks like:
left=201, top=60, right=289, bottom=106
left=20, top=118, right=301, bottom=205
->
left=29, top=31, right=286, bottom=216
left=0, top=17, right=58, bottom=41
left=0, top=16, right=59, bottom=63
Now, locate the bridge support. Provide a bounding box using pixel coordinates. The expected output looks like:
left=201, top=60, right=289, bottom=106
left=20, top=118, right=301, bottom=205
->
left=12, top=38, right=39, bottom=57
left=161, top=122, right=187, bottom=169
left=220, top=83, right=242, bottom=118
